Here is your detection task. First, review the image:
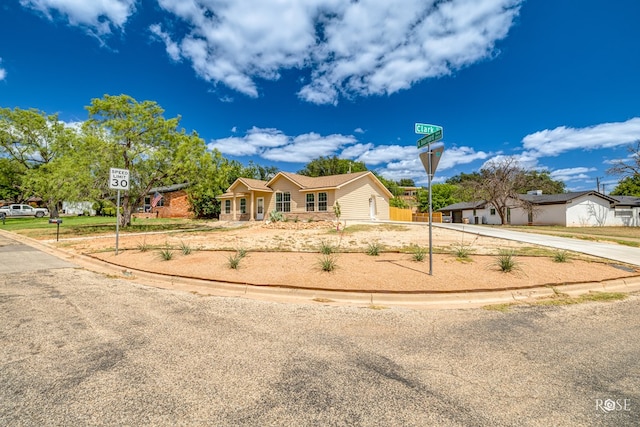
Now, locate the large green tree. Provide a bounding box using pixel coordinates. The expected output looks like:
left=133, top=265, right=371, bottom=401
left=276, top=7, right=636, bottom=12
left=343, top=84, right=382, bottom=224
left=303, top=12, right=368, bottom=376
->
left=417, top=183, right=462, bottom=212
left=0, top=107, right=78, bottom=215
left=188, top=151, right=244, bottom=218
left=298, top=155, right=367, bottom=177
left=610, top=175, right=640, bottom=197
left=82, top=94, right=207, bottom=226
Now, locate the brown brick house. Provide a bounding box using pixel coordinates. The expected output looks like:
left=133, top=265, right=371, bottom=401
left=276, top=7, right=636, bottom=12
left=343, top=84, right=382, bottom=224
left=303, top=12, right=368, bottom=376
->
left=140, top=183, right=192, bottom=218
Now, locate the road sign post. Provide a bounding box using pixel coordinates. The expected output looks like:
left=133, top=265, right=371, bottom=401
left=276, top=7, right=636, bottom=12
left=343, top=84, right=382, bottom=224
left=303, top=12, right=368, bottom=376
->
left=415, top=123, right=444, bottom=275
left=110, top=168, right=130, bottom=255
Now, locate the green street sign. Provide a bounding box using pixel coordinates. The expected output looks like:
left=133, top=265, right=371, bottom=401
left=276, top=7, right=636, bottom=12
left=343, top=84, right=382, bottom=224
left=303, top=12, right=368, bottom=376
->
left=415, top=123, right=443, bottom=135
left=416, top=129, right=443, bottom=148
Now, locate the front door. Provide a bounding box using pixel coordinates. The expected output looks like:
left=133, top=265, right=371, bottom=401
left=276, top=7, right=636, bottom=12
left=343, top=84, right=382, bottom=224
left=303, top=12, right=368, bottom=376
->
left=256, top=197, right=264, bottom=220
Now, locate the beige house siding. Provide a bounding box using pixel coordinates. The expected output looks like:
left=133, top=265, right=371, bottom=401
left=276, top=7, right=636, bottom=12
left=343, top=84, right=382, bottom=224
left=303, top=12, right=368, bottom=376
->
left=218, top=172, right=392, bottom=222
left=336, top=178, right=390, bottom=221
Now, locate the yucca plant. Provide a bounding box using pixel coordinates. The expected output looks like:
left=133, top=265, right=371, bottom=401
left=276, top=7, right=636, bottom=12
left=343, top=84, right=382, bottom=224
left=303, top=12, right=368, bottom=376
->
left=158, top=247, right=174, bottom=261
left=366, top=242, right=382, bottom=256
left=227, top=253, right=242, bottom=269
left=553, top=250, right=569, bottom=263
left=411, top=246, right=427, bottom=262
left=319, top=241, right=335, bottom=255
left=318, top=254, right=338, bottom=272
left=495, top=250, right=518, bottom=273
left=180, top=241, right=192, bottom=255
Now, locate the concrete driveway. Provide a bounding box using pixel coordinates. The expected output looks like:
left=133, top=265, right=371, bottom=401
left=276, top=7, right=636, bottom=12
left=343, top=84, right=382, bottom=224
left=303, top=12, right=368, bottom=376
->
left=436, top=223, right=640, bottom=266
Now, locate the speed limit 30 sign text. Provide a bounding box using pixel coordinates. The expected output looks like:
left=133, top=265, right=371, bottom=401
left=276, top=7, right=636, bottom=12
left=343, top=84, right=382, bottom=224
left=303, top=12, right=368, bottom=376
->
left=109, top=168, right=130, bottom=190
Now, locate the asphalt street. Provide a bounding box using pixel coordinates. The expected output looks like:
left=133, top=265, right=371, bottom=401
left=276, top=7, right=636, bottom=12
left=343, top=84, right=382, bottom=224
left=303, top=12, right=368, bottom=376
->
left=1, top=233, right=639, bottom=426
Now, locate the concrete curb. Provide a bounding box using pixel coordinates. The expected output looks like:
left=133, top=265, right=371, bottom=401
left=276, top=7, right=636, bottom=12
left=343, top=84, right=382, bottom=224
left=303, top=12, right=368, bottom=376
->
left=3, top=228, right=640, bottom=310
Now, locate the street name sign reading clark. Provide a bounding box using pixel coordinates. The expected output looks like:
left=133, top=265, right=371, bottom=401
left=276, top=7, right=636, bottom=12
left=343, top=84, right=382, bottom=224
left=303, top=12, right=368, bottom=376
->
left=415, top=123, right=445, bottom=276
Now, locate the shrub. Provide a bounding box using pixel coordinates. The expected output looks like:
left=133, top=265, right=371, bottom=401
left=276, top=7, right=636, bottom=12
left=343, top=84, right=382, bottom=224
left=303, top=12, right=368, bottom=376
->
left=269, top=210, right=285, bottom=222
left=227, top=253, right=242, bottom=269
left=366, top=242, right=382, bottom=256
left=319, top=241, right=335, bottom=255
left=411, top=246, right=427, bottom=262
left=137, top=240, right=151, bottom=252
left=158, top=247, right=174, bottom=261
left=180, top=241, right=192, bottom=255
left=495, top=250, right=519, bottom=273
left=318, top=254, right=338, bottom=272
left=553, top=250, right=569, bottom=263
left=452, top=243, right=473, bottom=260
left=237, top=248, right=248, bottom=258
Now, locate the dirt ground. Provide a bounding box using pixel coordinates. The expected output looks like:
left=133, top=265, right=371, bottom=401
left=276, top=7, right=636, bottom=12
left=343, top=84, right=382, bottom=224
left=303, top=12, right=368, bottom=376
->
left=57, top=221, right=640, bottom=293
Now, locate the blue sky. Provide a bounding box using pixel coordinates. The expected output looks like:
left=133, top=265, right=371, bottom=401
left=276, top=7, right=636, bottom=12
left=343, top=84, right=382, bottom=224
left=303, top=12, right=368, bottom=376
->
left=1, top=0, right=639, bottom=191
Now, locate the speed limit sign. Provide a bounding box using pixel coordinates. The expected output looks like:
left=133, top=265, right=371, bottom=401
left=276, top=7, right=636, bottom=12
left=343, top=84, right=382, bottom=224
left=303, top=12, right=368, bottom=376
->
left=109, top=168, right=130, bottom=190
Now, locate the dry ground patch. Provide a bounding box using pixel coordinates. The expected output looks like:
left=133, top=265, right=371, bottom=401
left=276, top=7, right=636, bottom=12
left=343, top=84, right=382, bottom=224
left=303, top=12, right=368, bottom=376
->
left=55, top=221, right=640, bottom=292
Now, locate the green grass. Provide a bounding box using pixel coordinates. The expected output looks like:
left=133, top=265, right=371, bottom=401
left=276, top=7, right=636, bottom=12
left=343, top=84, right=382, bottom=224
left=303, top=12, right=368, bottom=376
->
left=137, top=240, right=151, bottom=252
left=1, top=216, right=220, bottom=239
left=483, top=291, right=627, bottom=311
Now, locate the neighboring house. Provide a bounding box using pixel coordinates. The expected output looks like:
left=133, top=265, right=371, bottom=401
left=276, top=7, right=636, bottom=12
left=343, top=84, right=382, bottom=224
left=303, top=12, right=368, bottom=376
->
left=217, top=171, right=393, bottom=222
left=439, top=191, right=640, bottom=227
left=62, top=201, right=96, bottom=216
left=141, top=183, right=192, bottom=218
left=437, top=200, right=501, bottom=225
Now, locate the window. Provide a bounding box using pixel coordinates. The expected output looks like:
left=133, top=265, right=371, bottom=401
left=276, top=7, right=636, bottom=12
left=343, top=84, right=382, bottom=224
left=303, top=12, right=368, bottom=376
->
left=306, top=193, right=315, bottom=211
left=490, top=208, right=496, bottom=215
left=318, top=192, right=327, bottom=211
left=615, top=209, right=632, bottom=217
left=240, top=198, right=246, bottom=214
left=276, top=192, right=291, bottom=212
left=225, top=200, right=231, bottom=214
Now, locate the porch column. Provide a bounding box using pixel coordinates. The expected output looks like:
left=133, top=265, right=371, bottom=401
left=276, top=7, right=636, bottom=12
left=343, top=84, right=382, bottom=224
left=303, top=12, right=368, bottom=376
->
left=232, top=196, right=237, bottom=221
left=249, top=192, right=255, bottom=221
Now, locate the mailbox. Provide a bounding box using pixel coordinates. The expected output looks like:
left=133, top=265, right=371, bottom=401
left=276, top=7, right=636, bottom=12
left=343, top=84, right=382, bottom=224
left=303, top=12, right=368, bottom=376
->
left=49, top=219, right=63, bottom=224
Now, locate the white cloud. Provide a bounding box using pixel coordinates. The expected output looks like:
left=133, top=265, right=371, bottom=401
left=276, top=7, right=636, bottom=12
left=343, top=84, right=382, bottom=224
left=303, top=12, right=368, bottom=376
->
left=208, top=127, right=356, bottom=163
left=521, top=117, right=640, bottom=159
left=153, top=0, right=522, bottom=103
left=20, top=0, right=136, bottom=35
left=354, top=128, right=365, bottom=134
left=0, top=58, right=6, bottom=81
left=550, top=167, right=597, bottom=182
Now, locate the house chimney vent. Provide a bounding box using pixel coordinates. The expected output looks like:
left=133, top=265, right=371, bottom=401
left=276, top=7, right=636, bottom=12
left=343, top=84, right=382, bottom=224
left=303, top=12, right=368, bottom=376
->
left=527, top=190, right=543, bottom=195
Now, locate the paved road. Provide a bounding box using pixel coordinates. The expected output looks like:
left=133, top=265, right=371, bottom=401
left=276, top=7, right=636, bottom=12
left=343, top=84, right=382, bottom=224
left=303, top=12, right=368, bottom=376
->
left=436, top=223, right=640, bottom=266
left=0, top=234, right=639, bottom=426
left=0, top=233, right=73, bottom=274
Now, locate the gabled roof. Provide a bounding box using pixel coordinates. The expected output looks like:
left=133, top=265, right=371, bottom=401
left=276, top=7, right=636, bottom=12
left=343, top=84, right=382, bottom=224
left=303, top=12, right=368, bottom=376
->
left=234, top=177, right=273, bottom=192
left=148, top=183, right=189, bottom=194
left=610, top=195, right=640, bottom=207
left=267, top=171, right=393, bottom=197
left=518, top=191, right=617, bottom=205
left=438, top=201, right=487, bottom=212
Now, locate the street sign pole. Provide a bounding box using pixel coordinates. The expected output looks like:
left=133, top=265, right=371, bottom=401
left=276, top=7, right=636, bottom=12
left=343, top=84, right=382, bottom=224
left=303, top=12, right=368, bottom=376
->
left=110, top=168, right=130, bottom=256
left=116, top=189, right=120, bottom=255
left=428, top=148, right=433, bottom=276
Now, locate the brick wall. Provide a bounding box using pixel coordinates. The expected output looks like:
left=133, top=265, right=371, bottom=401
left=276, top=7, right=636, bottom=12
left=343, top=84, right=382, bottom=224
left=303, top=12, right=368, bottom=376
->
left=153, top=190, right=193, bottom=218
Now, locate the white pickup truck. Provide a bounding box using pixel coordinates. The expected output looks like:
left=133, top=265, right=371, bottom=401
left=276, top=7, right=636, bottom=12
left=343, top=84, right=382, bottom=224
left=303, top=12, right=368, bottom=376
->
left=0, top=204, right=49, bottom=218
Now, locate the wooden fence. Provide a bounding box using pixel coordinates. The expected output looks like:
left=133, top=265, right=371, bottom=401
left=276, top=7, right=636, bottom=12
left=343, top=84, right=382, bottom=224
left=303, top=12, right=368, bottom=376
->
left=389, top=207, right=442, bottom=223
